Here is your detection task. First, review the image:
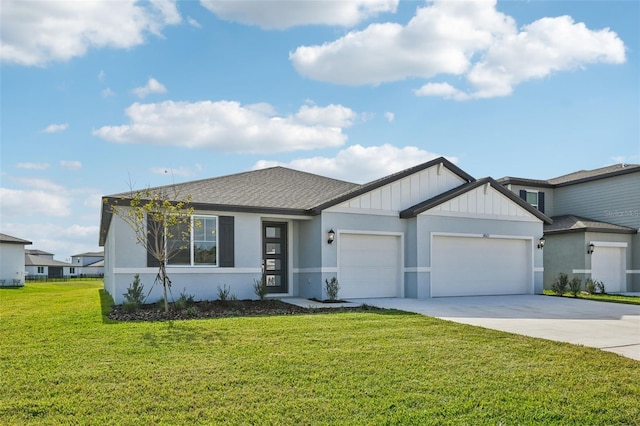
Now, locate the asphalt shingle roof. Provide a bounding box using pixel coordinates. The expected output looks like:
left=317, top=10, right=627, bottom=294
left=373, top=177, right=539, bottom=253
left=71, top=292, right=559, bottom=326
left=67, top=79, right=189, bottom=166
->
left=25, top=254, right=73, bottom=267
left=107, top=166, right=360, bottom=211
left=0, top=233, right=32, bottom=245
left=544, top=215, right=638, bottom=235
left=498, top=163, right=640, bottom=187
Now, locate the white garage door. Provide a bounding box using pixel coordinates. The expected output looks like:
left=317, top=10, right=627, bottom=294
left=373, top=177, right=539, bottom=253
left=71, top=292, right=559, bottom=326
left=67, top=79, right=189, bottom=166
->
left=431, top=235, right=531, bottom=297
left=591, top=245, right=626, bottom=293
left=338, top=234, right=402, bottom=298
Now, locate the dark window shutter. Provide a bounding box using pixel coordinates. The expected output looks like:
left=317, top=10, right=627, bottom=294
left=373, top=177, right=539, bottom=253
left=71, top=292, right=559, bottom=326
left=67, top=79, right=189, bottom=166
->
left=218, top=216, right=235, bottom=267
left=538, top=192, right=545, bottom=213
left=147, top=216, right=161, bottom=267
left=519, top=189, right=527, bottom=200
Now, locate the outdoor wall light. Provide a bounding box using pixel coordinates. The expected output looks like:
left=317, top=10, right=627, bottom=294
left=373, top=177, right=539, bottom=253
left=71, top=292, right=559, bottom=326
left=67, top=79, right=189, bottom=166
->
left=587, top=243, right=595, bottom=255
left=327, top=229, right=335, bottom=245
left=537, top=237, right=545, bottom=249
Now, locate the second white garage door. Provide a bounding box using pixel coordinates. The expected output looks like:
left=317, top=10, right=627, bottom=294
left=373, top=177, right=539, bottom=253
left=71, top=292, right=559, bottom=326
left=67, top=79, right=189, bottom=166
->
left=431, top=235, right=531, bottom=297
left=338, top=233, right=402, bottom=298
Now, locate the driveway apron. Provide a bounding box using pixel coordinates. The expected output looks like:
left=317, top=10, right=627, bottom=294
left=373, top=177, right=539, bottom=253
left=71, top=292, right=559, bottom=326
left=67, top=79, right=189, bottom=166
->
left=355, top=295, right=640, bottom=361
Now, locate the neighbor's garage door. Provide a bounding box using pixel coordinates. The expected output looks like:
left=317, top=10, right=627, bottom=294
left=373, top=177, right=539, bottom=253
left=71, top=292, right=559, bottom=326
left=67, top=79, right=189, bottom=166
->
left=431, top=235, right=531, bottom=297
left=338, top=234, right=402, bottom=298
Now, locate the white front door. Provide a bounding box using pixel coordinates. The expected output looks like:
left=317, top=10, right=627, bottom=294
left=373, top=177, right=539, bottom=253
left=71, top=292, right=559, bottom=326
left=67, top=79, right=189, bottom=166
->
left=591, top=245, right=626, bottom=293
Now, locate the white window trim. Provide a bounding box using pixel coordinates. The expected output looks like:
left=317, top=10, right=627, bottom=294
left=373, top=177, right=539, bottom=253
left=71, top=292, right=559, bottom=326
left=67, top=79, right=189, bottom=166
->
left=525, top=189, right=539, bottom=210
left=167, top=214, right=219, bottom=267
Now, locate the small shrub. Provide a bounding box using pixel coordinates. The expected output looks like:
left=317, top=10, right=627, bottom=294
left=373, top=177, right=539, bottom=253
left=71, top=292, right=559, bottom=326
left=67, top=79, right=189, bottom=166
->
left=186, top=306, right=198, bottom=317
left=595, top=280, right=606, bottom=294
left=174, top=289, right=195, bottom=310
left=585, top=278, right=597, bottom=294
left=551, top=273, right=569, bottom=296
left=568, top=277, right=582, bottom=297
left=253, top=276, right=267, bottom=301
left=217, top=284, right=231, bottom=303
left=122, top=274, right=145, bottom=311
left=325, top=277, right=340, bottom=301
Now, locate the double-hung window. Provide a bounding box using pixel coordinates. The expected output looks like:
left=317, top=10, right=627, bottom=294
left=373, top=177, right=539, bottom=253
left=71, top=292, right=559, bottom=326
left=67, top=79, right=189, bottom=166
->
left=167, top=215, right=218, bottom=266
left=525, top=191, right=539, bottom=209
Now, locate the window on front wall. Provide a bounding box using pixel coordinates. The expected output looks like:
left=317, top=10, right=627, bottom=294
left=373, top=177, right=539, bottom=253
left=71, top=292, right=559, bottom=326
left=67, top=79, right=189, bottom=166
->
left=519, top=189, right=545, bottom=213
left=70, top=267, right=75, bottom=274
left=526, top=191, right=539, bottom=209
left=167, top=215, right=218, bottom=266
left=37, top=266, right=44, bottom=274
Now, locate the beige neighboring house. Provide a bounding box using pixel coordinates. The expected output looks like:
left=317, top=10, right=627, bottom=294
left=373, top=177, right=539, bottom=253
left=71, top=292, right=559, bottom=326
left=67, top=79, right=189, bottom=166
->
left=0, top=233, right=32, bottom=286
left=25, top=249, right=76, bottom=280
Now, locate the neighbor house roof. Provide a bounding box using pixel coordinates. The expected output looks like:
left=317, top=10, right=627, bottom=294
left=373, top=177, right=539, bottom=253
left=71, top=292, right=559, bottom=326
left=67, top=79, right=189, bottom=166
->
left=71, top=251, right=104, bottom=257
left=544, top=215, right=638, bottom=235
left=399, top=177, right=553, bottom=224
left=25, top=249, right=53, bottom=256
left=86, top=259, right=104, bottom=267
left=0, top=233, right=32, bottom=245
left=498, top=163, right=640, bottom=188
left=25, top=254, right=72, bottom=267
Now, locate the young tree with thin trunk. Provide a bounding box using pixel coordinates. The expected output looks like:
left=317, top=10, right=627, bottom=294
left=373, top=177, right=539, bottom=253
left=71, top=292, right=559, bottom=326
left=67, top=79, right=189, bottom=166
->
left=108, top=187, right=196, bottom=312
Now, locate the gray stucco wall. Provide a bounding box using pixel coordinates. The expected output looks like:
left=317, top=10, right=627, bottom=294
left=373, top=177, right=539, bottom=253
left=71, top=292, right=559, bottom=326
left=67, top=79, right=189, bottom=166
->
left=543, top=233, right=586, bottom=289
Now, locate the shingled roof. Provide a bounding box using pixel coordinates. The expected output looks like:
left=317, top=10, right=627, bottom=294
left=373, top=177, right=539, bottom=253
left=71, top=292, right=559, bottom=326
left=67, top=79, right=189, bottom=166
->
left=0, top=233, right=32, bottom=245
left=544, top=215, right=638, bottom=235
left=498, top=163, right=640, bottom=187
left=106, top=167, right=359, bottom=212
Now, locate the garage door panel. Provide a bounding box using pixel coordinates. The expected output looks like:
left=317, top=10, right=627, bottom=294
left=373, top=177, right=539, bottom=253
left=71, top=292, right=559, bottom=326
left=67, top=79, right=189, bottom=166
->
left=432, top=236, right=531, bottom=297
left=339, top=234, right=401, bottom=298
left=591, top=246, right=625, bottom=293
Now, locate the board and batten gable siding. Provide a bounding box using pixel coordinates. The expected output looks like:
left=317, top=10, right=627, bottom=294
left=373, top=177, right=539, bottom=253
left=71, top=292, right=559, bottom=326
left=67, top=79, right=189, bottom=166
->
left=553, top=173, right=640, bottom=229
left=327, top=165, right=466, bottom=214
left=422, top=184, right=542, bottom=223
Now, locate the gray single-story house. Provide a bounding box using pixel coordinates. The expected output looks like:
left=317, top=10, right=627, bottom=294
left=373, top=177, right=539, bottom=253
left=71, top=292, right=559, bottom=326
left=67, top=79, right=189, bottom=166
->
left=99, top=158, right=550, bottom=304
left=25, top=249, right=76, bottom=279
left=0, top=233, right=32, bottom=286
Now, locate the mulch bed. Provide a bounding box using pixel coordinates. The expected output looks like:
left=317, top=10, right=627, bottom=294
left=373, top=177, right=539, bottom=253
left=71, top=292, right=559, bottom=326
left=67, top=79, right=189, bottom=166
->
left=108, top=299, right=375, bottom=322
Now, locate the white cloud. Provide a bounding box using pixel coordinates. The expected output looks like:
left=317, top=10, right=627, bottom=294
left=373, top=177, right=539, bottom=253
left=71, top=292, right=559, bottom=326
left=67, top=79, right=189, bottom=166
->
left=0, top=0, right=181, bottom=66
left=60, top=160, right=82, bottom=170
left=42, top=123, right=68, bottom=133
left=290, top=0, right=626, bottom=99
left=253, top=144, right=457, bottom=183
left=0, top=187, right=72, bottom=217
left=101, top=88, right=116, bottom=98
left=384, top=112, right=395, bottom=122
left=98, top=70, right=106, bottom=82
left=200, top=0, right=398, bottom=29
left=132, top=77, right=167, bottom=99
left=150, top=164, right=203, bottom=178
left=93, top=100, right=356, bottom=153
left=16, top=162, right=50, bottom=170
left=187, top=17, right=202, bottom=28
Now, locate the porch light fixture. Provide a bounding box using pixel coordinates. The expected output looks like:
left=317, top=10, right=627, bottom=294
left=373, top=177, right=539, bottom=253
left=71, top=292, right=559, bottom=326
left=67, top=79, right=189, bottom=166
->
left=537, top=237, right=545, bottom=249
left=587, top=243, right=595, bottom=255
left=327, top=229, right=335, bottom=245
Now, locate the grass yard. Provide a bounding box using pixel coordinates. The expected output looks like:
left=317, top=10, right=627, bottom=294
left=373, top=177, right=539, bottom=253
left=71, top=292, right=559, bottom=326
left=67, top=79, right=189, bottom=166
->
left=543, top=290, right=640, bottom=306
left=1, top=281, right=639, bottom=425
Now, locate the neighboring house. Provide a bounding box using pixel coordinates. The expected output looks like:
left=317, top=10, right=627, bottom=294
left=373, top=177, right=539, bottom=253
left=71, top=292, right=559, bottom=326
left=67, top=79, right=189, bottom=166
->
left=500, top=163, right=640, bottom=292
left=0, top=233, right=32, bottom=286
left=100, top=158, right=549, bottom=304
left=70, top=251, right=105, bottom=277
left=25, top=249, right=76, bottom=279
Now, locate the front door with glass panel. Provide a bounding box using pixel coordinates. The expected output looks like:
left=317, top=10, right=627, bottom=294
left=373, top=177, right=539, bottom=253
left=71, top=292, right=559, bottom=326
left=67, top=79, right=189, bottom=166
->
left=262, top=222, right=287, bottom=294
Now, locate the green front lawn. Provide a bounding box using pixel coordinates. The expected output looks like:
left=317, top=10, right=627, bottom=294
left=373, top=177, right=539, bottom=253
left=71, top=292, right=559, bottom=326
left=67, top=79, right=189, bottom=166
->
left=543, top=290, right=640, bottom=306
left=1, top=281, right=639, bottom=425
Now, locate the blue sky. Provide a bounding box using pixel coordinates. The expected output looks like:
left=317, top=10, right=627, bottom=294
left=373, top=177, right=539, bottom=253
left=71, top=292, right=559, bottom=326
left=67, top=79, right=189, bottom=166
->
left=1, top=0, right=638, bottom=261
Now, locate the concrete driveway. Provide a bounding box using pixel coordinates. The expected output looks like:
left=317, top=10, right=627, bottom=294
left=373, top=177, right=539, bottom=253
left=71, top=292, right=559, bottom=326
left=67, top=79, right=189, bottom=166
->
left=355, top=295, right=640, bottom=361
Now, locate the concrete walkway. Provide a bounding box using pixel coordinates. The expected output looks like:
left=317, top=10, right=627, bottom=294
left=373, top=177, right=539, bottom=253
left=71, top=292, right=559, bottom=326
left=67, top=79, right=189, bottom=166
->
left=345, top=295, right=640, bottom=361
